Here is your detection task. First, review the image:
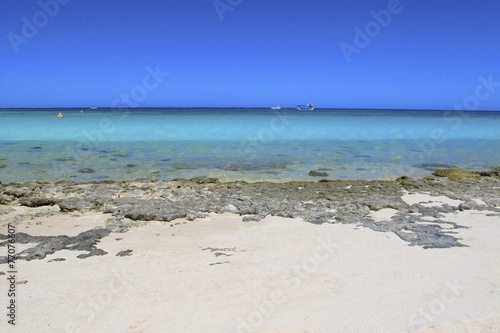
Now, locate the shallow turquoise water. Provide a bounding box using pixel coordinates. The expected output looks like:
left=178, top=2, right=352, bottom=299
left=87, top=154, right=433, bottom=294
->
left=0, top=108, right=499, bottom=182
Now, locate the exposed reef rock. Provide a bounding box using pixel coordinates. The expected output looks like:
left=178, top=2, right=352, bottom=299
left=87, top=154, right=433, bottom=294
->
left=0, top=228, right=111, bottom=264
left=433, top=169, right=481, bottom=178
left=0, top=169, right=499, bottom=261
left=19, top=197, right=58, bottom=207
left=308, top=170, right=329, bottom=177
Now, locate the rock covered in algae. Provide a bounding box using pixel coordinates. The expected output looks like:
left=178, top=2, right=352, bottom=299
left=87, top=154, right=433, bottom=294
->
left=433, top=169, right=481, bottom=178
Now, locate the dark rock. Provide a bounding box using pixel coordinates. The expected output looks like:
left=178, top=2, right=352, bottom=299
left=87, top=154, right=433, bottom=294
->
left=407, top=204, right=454, bottom=217
left=4, top=176, right=497, bottom=250
left=362, top=199, right=407, bottom=212
left=309, top=170, right=329, bottom=177
left=395, top=225, right=466, bottom=249
left=396, top=176, right=423, bottom=190
left=188, top=177, right=220, bottom=184
left=1, top=232, right=50, bottom=245
left=102, top=200, right=136, bottom=214
left=78, top=168, right=96, bottom=174
left=116, top=250, right=133, bottom=257
left=0, top=227, right=112, bottom=263
left=416, top=163, right=455, bottom=170
left=2, top=186, right=32, bottom=198
left=422, top=176, right=449, bottom=186
left=210, top=261, right=230, bottom=266
left=48, top=258, right=66, bottom=262
left=72, top=228, right=111, bottom=250
left=77, top=248, right=108, bottom=259
left=475, top=171, right=500, bottom=177
left=104, top=198, right=188, bottom=222
left=33, top=249, right=46, bottom=259
left=433, top=169, right=481, bottom=178
left=54, top=157, right=76, bottom=162
left=203, top=247, right=236, bottom=254
left=19, top=197, right=57, bottom=207
left=458, top=200, right=479, bottom=211
left=126, top=163, right=137, bottom=168
left=58, top=198, right=97, bottom=212
left=242, top=215, right=265, bottom=222
left=336, top=203, right=370, bottom=222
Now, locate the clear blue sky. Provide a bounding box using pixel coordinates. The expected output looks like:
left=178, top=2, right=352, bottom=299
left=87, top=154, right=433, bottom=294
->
left=1, top=0, right=499, bottom=109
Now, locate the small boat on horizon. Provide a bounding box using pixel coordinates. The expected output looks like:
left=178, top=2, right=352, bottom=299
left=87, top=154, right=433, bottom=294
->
left=271, top=105, right=282, bottom=110
left=89, top=106, right=97, bottom=110
left=296, top=103, right=315, bottom=111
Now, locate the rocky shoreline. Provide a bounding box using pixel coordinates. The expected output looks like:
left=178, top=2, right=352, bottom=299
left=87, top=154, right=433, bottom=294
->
left=0, top=169, right=499, bottom=263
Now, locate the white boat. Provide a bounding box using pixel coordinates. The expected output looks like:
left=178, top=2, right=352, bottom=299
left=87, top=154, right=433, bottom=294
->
left=271, top=105, right=282, bottom=110
left=296, top=103, right=315, bottom=111
left=89, top=106, right=97, bottom=110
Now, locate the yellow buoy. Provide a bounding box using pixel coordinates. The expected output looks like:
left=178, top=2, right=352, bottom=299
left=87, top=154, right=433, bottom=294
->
left=57, top=112, right=63, bottom=118
left=80, top=110, right=84, bottom=114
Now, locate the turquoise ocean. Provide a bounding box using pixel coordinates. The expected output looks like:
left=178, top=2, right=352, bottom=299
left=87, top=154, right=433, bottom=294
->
left=0, top=108, right=499, bottom=183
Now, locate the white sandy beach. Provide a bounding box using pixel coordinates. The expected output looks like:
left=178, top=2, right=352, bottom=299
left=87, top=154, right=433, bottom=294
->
left=1, top=193, right=500, bottom=333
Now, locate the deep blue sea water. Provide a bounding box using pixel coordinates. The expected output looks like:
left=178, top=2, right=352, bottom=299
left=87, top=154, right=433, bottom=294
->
left=0, top=108, right=499, bottom=183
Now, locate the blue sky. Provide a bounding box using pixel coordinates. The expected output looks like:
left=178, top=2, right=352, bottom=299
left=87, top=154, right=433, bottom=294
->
left=0, top=0, right=499, bottom=109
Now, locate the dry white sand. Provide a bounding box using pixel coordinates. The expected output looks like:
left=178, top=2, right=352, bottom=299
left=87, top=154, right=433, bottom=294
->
left=1, top=194, right=500, bottom=333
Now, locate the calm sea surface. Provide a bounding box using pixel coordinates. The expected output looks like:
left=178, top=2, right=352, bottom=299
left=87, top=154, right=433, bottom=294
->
left=0, top=108, right=499, bottom=183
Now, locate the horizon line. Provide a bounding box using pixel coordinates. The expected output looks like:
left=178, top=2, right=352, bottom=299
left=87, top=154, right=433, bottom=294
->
left=1, top=106, right=499, bottom=112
